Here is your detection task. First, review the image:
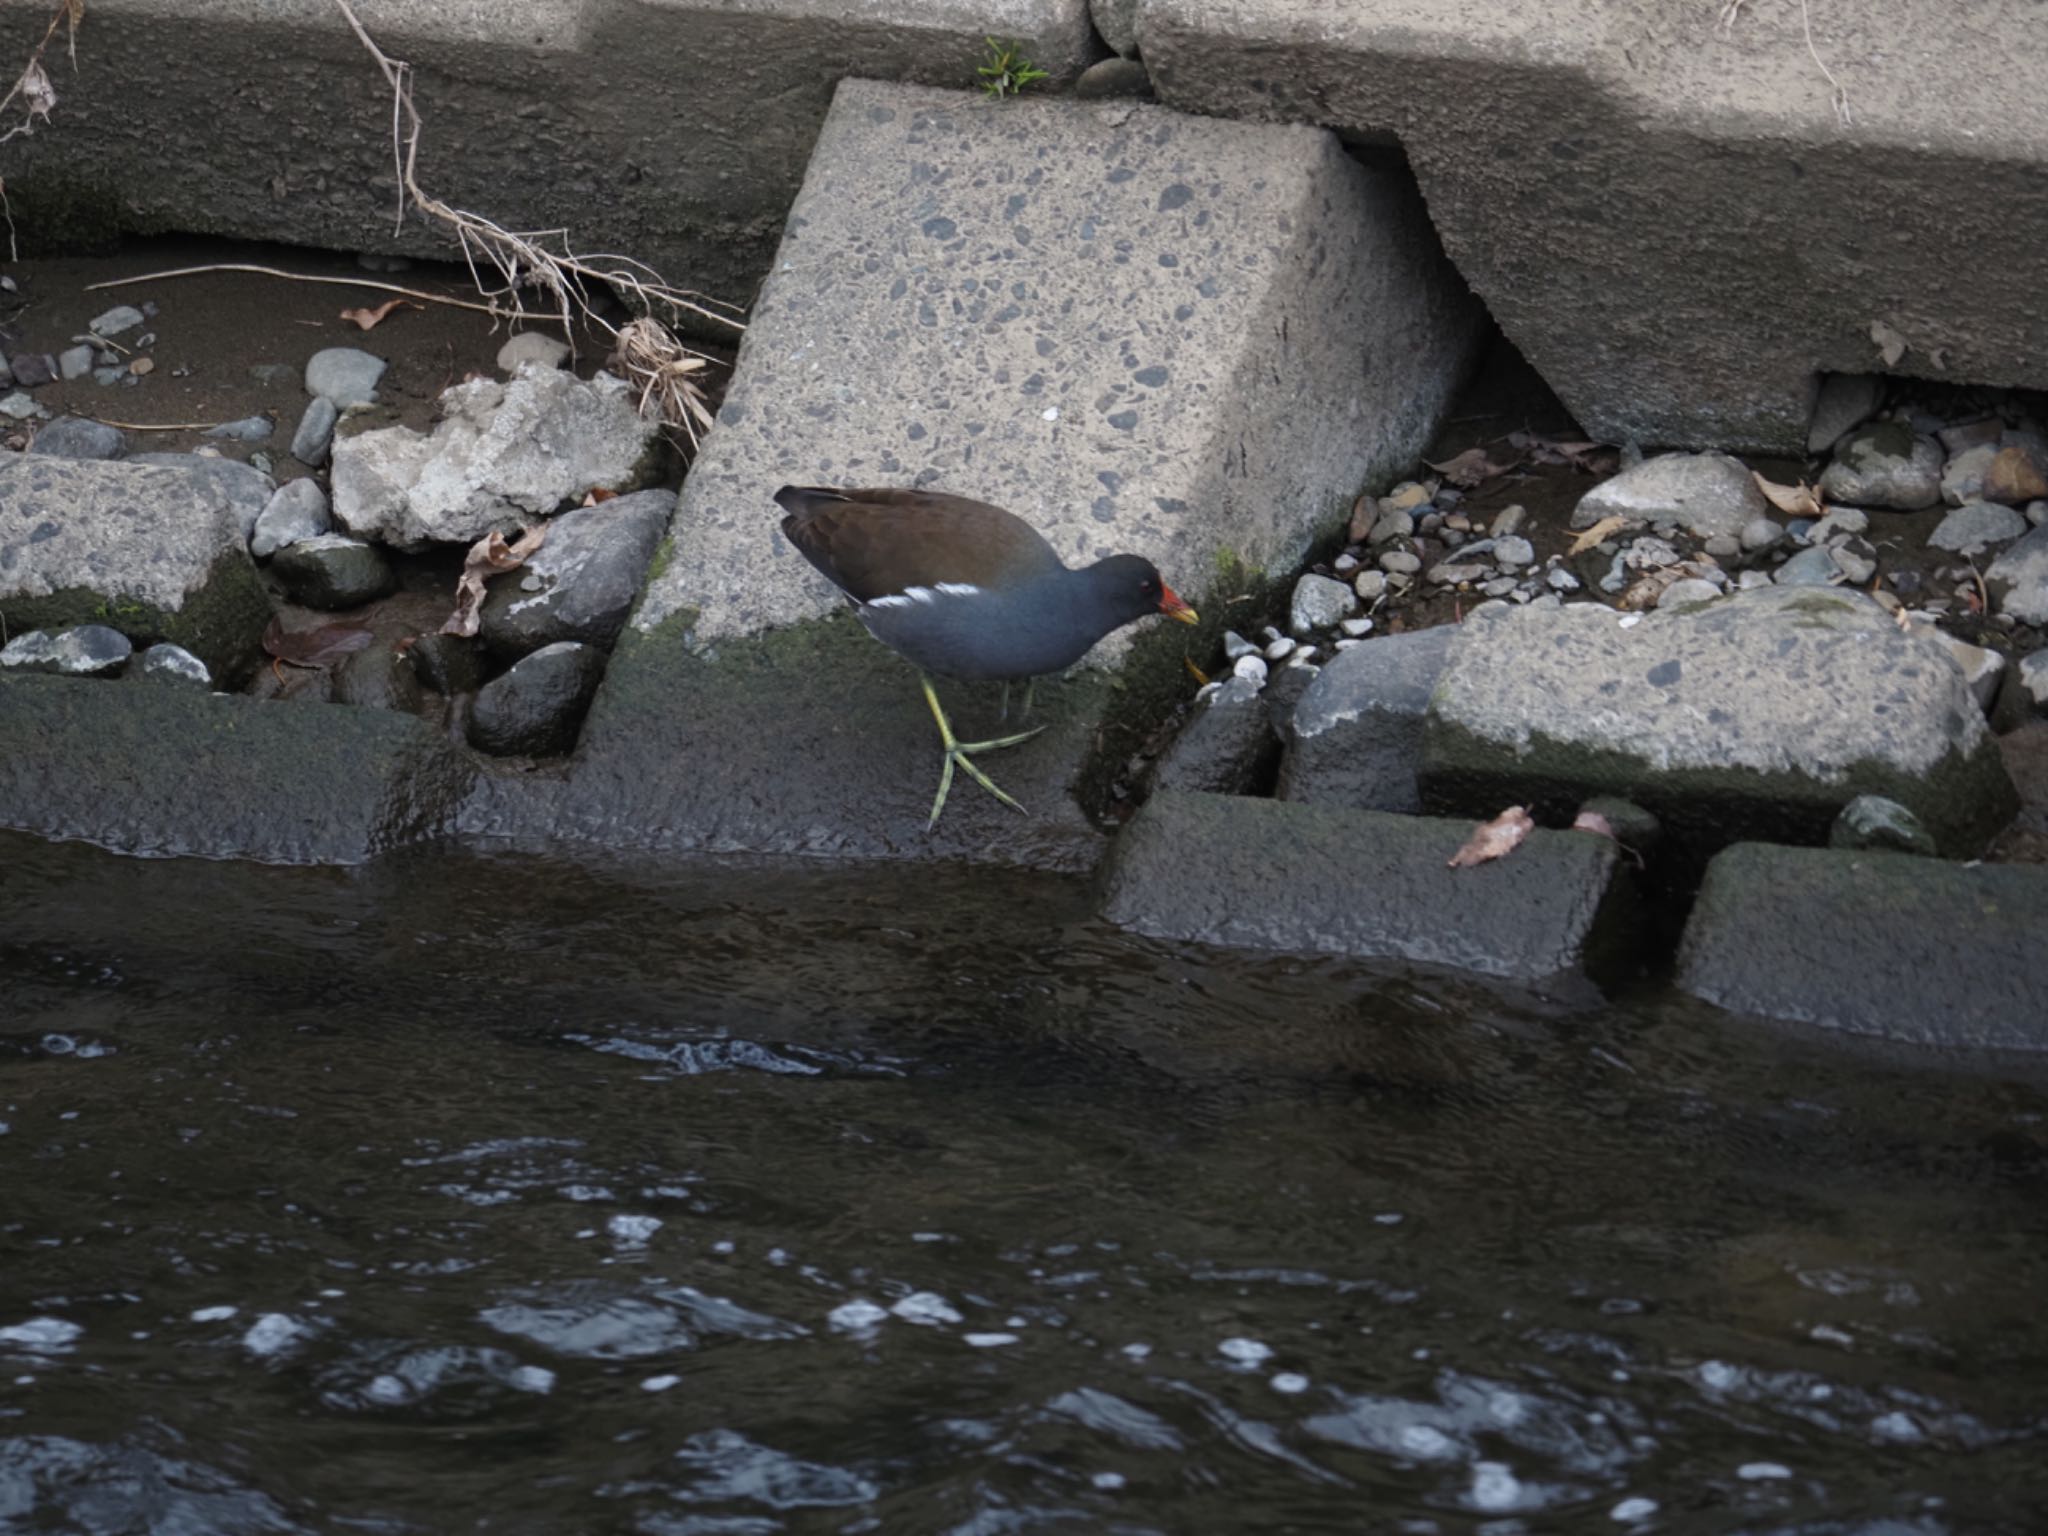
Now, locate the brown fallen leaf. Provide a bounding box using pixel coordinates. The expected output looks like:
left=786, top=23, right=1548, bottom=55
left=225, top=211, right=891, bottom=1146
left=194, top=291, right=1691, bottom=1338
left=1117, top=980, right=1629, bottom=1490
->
left=1569, top=515, right=1630, bottom=555
left=582, top=487, right=618, bottom=506
left=1424, top=446, right=1521, bottom=489
left=1751, top=471, right=1824, bottom=519
left=441, top=524, right=548, bottom=638
left=339, top=298, right=419, bottom=331
left=1448, top=806, right=1534, bottom=868
left=262, top=615, right=376, bottom=668
left=1572, top=810, right=1616, bottom=841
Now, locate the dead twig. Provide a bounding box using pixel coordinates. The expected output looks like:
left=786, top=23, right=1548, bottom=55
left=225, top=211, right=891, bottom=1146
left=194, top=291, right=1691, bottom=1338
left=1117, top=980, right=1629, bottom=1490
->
left=86, top=262, right=523, bottom=320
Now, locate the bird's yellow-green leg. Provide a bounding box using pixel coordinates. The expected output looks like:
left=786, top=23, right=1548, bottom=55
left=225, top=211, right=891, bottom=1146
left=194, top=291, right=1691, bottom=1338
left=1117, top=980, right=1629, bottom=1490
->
left=921, top=675, right=1043, bottom=828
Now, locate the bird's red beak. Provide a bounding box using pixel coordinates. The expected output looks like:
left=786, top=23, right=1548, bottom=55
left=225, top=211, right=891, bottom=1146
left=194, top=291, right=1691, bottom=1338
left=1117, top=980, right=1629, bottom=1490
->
left=1158, top=582, right=1199, bottom=626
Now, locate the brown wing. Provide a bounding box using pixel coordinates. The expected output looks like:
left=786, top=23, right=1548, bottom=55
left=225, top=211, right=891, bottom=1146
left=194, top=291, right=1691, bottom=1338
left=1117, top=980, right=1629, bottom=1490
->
left=776, top=485, right=1065, bottom=602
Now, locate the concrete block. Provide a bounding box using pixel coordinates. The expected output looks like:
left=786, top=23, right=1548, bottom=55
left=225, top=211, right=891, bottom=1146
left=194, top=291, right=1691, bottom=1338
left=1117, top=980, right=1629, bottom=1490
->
left=1099, top=790, right=1632, bottom=983
left=0, top=0, right=1098, bottom=315
left=1149, top=675, right=1278, bottom=796
left=0, top=457, right=272, bottom=684
left=1421, top=587, right=2019, bottom=858
left=567, top=80, right=1479, bottom=866
left=1136, top=0, right=2048, bottom=450
left=1679, top=843, right=2048, bottom=1052
left=1276, top=626, right=1455, bottom=813
left=0, top=675, right=474, bottom=863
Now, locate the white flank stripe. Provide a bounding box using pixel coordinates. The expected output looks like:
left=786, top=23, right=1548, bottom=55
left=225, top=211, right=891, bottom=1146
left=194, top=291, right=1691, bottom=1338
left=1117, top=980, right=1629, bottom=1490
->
left=867, top=583, right=980, bottom=612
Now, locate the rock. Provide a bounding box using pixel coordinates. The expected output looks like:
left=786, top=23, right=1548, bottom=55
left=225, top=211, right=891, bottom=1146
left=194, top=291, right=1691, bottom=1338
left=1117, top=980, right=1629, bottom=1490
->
left=1493, top=534, right=1534, bottom=570
left=1924, top=628, right=2007, bottom=715
left=0, top=673, right=473, bottom=862
left=1277, top=626, right=1456, bottom=814
left=0, top=623, right=132, bottom=677
left=1701, top=534, right=1740, bottom=561
left=1221, top=629, right=1257, bottom=660
left=1072, top=56, right=1154, bottom=99
left=1489, top=504, right=1527, bottom=539
left=1657, top=577, right=1722, bottom=610
left=304, top=346, right=387, bottom=406
left=1420, top=586, right=2018, bottom=857
left=1379, top=549, right=1421, bottom=575
left=2031, top=501, right=2048, bottom=529
left=1149, top=675, right=1279, bottom=795
left=1100, top=790, right=1630, bottom=984
left=1829, top=794, right=1937, bottom=856
left=407, top=632, right=486, bottom=695
left=1941, top=442, right=1998, bottom=507
left=250, top=478, right=333, bottom=559
left=1428, top=560, right=1488, bottom=585
left=477, top=487, right=671, bottom=656
left=1774, top=545, right=1845, bottom=586
left=1546, top=565, right=1580, bottom=592
left=1092, top=0, right=1140, bottom=56
left=88, top=304, right=146, bottom=337
left=1367, top=508, right=1416, bottom=545
left=29, top=416, right=126, bottom=459
left=135, top=642, right=211, bottom=688
left=9, top=353, right=57, bottom=387
left=1818, top=423, right=1942, bottom=510
left=292, top=396, right=339, bottom=467
left=1928, top=501, right=2028, bottom=555
left=204, top=414, right=274, bottom=443
left=1938, top=418, right=2005, bottom=455
left=1353, top=569, right=1386, bottom=602
left=332, top=644, right=425, bottom=713
left=1807, top=372, right=1881, bottom=454
left=1231, top=653, right=1268, bottom=686
left=1570, top=452, right=1764, bottom=538
left=1678, top=845, right=2048, bottom=1050
left=0, top=457, right=272, bottom=682
left=1, top=390, right=49, bottom=419
left=57, top=344, right=94, bottom=381
left=121, top=454, right=274, bottom=537
left=1991, top=650, right=2048, bottom=732
left=495, top=332, right=571, bottom=374
left=1287, top=572, right=1354, bottom=635
left=468, top=641, right=607, bottom=756
left=1986, top=525, right=2048, bottom=625
left=1811, top=506, right=1868, bottom=537
left=270, top=534, right=397, bottom=610
left=1828, top=535, right=1877, bottom=586
left=332, top=368, right=660, bottom=550
left=1981, top=442, right=2048, bottom=505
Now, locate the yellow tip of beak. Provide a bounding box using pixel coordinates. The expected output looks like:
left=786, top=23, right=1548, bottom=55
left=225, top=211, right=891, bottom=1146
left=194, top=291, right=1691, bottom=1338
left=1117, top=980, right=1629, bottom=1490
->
left=1166, top=603, right=1199, bottom=626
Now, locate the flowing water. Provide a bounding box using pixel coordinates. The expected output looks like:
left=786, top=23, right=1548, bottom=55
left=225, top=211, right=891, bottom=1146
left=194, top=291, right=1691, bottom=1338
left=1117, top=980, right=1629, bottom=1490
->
left=3, top=831, right=2045, bottom=1535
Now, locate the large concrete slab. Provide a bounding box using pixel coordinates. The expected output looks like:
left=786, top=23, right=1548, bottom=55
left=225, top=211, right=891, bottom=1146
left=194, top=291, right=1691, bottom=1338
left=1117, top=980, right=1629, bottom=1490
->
left=1679, top=843, right=2048, bottom=1052
left=1135, top=0, right=2048, bottom=450
left=1420, top=588, right=2019, bottom=859
left=0, top=0, right=1097, bottom=313
left=557, top=80, right=1480, bottom=866
left=1100, top=789, right=1633, bottom=983
left=0, top=675, right=475, bottom=863
left=0, top=456, right=273, bottom=684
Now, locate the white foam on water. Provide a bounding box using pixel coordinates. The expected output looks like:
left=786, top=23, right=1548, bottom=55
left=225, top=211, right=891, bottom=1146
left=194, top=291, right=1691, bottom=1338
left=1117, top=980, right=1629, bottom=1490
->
left=891, top=1292, right=963, bottom=1327
left=827, top=1299, right=889, bottom=1333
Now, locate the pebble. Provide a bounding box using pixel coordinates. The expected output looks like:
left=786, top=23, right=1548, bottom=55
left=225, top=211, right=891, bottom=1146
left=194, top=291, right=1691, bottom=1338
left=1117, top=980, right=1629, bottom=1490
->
left=270, top=533, right=397, bottom=609
left=497, top=331, right=573, bottom=373
left=57, top=344, right=94, bottom=381
left=1492, top=535, right=1534, bottom=570
left=1736, top=568, right=1775, bottom=590
left=1378, top=549, right=1421, bottom=575
left=1332, top=552, right=1359, bottom=574
left=1625, top=535, right=1681, bottom=569
left=1221, top=630, right=1257, bottom=660
left=1740, top=515, right=1785, bottom=552
left=1350, top=571, right=1386, bottom=605
left=1218, top=1337, right=1273, bottom=1365
left=204, top=414, right=274, bottom=443
left=1819, top=423, right=1942, bottom=509
left=1479, top=576, right=1518, bottom=598
left=1289, top=646, right=1319, bottom=666
left=292, top=396, right=339, bottom=466
left=1941, top=442, right=1997, bottom=507
left=0, top=390, right=49, bottom=419
left=1610, top=1497, right=1660, bottom=1524
left=1489, top=504, right=1527, bottom=538
left=87, top=304, right=147, bottom=337
left=1658, top=577, right=1722, bottom=610
left=9, top=353, right=57, bottom=388
left=1263, top=637, right=1295, bottom=661
left=1546, top=565, right=1581, bottom=593
left=1702, top=534, right=1740, bottom=560
left=1775, top=546, right=1844, bottom=586
left=1339, top=616, right=1374, bottom=637
left=1829, top=536, right=1878, bottom=585
left=250, top=478, right=333, bottom=558
left=1811, top=506, right=1870, bottom=538
left=1382, top=480, right=1430, bottom=512
left=135, top=643, right=211, bottom=688
left=1367, top=509, right=1414, bottom=544
left=304, top=346, right=387, bottom=407
left=0, top=624, right=132, bottom=677
left=1288, top=573, right=1355, bottom=635
left=1928, top=500, right=2026, bottom=554
left=1231, top=653, right=1269, bottom=686
left=1429, top=561, right=1489, bottom=586
left=29, top=416, right=126, bottom=459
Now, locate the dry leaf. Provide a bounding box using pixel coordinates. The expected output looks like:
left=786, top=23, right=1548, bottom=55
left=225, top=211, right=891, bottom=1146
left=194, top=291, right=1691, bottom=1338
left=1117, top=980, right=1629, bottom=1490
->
left=1569, top=515, right=1629, bottom=555
left=1183, top=656, right=1209, bottom=686
left=1448, top=806, right=1534, bottom=868
left=262, top=616, right=375, bottom=668
left=1423, top=446, right=1520, bottom=489
left=339, top=299, right=418, bottom=331
left=441, top=524, right=547, bottom=637
left=19, top=61, right=56, bottom=126
left=1572, top=810, right=1617, bottom=841
left=1751, top=471, right=1824, bottom=518
left=1869, top=319, right=1909, bottom=369
left=582, top=487, right=618, bottom=506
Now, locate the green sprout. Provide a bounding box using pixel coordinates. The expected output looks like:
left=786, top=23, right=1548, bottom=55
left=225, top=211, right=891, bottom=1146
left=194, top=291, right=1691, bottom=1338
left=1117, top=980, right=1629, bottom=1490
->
left=977, top=37, right=1049, bottom=99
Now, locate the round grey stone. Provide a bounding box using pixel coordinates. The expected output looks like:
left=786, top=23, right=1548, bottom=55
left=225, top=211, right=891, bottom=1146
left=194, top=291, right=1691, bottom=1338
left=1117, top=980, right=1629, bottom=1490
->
left=1657, top=577, right=1723, bottom=610
left=304, top=347, right=387, bottom=407
left=28, top=416, right=127, bottom=459
left=1492, top=535, right=1534, bottom=570
left=1702, top=534, right=1741, bottom=560
left=1353, top=569, right=1387, bottom=602
left=57, top=344, right=95, bottom=381
left=1819, top=423, right=1942, bottom=510
left=1739, top=516, right=1785, bottom=551
left=251, top=477, right=333, bottom=559
left=1545, top=565, right=1581, bottom=592
left=1941, top=443, right=1997, bottom=507
left=1928, top=500, right=2028, bottom=554
left=468, top=641, right=608, bottom=756
left=1072, top=56, right=1154, bottom=99
left=270, top=533, right=396, bottom=610
left=496, top=331, right=572, bottom=374
left=1288, top=573, right=1356, bottom=634
left=1774, top=546, right=1845, bottom=586
left=1378, top=549, right=1422, bottom=575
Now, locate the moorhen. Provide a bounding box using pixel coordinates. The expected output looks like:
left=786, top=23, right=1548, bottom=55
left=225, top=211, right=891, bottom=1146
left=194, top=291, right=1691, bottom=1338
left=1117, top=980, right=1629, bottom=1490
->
left=776, top=485, right=1199, bottom=826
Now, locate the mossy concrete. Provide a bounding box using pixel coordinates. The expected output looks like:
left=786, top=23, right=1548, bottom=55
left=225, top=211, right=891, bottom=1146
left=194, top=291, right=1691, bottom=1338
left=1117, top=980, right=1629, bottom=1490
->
left=1100, top=789, right=1636, bottom=985
left=0, top=675, right=475, bottom=864
left=1679, top=843, right=2048, bottom=1051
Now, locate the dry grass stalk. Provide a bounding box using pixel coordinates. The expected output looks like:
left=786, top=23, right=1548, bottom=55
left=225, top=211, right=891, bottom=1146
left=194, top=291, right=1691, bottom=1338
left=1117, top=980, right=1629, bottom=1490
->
left=327, top=0, right=741, bottom=446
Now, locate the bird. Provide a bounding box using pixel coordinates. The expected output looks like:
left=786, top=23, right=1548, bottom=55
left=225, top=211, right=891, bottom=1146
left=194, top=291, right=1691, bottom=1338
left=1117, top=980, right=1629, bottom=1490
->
left=775, top=484, right=1199, bottom=828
